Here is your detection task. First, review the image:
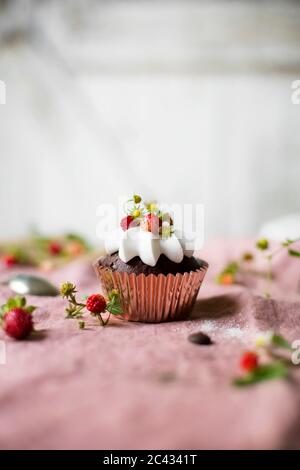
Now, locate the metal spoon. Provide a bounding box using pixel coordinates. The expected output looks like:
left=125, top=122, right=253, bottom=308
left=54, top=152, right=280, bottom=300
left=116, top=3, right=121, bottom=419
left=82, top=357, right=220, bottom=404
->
left=1, top=274, right=59, bottom=297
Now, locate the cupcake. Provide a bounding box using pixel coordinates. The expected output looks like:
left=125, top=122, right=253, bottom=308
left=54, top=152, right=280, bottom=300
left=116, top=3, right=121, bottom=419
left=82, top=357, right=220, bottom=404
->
left=94, top=196, right=208, bottom=322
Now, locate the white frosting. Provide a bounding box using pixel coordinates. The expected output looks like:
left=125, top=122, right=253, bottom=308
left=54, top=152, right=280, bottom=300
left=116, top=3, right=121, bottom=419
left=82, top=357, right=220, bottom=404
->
left=105, top=227, right=194, bottom=267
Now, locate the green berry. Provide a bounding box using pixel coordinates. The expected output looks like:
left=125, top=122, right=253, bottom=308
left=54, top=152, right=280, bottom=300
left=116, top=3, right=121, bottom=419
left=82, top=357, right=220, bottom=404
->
left=79, top=320, right=85, bottom=329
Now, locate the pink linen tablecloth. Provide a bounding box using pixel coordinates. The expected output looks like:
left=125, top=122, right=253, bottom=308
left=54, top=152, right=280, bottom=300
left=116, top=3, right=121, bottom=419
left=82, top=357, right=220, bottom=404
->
left=0, top=239, right=300, bottom=450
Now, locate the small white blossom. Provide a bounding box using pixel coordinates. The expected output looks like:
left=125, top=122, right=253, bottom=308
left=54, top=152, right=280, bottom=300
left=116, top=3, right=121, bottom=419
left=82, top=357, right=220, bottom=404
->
left=254, top=331, right=274, bottom=348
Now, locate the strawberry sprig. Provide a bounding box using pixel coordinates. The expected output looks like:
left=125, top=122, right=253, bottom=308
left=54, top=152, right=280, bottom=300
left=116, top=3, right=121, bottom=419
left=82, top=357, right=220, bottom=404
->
left=234, top=361, right=288, bottom=387
left=60, top=282, right=86, bottom=319
left=216, top=237, right=300, bottom=295
left=0, top=232, right=91, bottom=270
left=233, top=332, right=293, bottom=387
left=60, top=282, right=123, bottom=328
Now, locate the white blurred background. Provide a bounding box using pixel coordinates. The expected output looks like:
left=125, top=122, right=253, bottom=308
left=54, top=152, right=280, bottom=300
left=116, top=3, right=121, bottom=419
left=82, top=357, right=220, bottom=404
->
left=0, top=0, right=300, bottom=243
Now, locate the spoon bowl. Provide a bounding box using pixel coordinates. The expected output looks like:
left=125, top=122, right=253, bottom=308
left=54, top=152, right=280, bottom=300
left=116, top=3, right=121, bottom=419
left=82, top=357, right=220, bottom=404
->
left=8, top=274, right=59, bottom=297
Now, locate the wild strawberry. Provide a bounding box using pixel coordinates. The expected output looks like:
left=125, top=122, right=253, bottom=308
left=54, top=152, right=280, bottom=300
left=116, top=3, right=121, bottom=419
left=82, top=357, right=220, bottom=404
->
left=86, top=294, right=107, bottom=314
left=219, top=273, right=234, bottom=285
left=120, top=215, right=137, bottom=231
left=66, top=241, right=84, bottom=257
left=3, top=254, right=18, bottom=267
left=39, top=260, right=55, bottom=272
left=240, top=351, right=259, bottom=372
left=49, top=241, right=62, bottom=256
left=141, top=214, right=161, bottom=234
left=3, top=308, right=33, bottom=340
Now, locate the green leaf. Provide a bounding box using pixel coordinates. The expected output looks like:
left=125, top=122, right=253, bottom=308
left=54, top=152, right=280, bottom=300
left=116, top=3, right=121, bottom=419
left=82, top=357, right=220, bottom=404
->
left=65, top=233, right=90, bottom=249
left=271, top=333, right=292, bottom=350
left=223, top=262, right=239, bottom=275
left=288, top=249, right=300, bottom=258
left=15, top=296, right=26, bottom=308
left=0, top=296, right=33, bottom=317
left=66, top=310, right=83, bottom=319
left=0, top=297, right=23, bottom=315
left=108, top=306, right=123, bottom=315
left=106, top=289, right=123, bottom=315
left=25, top=306, right=36, bottom=314
left=282, top=239, right=294, bottom=247
left=106, top=301, right=122, bottom=313
left=233, top=361, right=288, bottom=387
left=0, top=305, right=7, bottom=318
left=6, top=297, right=18, bottom=310
left=65, top=233, right=83, bottom=242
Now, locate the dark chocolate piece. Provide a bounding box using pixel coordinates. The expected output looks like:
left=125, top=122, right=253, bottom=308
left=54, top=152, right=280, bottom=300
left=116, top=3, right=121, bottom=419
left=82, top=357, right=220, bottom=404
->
left=188, top=332, right=213, bottom=345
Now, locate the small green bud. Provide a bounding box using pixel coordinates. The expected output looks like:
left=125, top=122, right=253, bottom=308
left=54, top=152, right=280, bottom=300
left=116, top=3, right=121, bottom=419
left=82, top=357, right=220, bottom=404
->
left=109, top=289, right=119, bottom=299
left=256, top=239, right=269, bottom=251
left=133, top=194, right=141, bottom=204
left=242, top=252, right=254, bottom=262
left=79, top=320, right=85, bottom=329
left=60, top=282, right=77, bottom=298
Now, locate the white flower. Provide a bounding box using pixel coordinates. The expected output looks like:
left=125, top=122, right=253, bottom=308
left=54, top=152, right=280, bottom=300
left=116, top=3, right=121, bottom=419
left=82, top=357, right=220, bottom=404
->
left=254, top=331, right=274, bottom=348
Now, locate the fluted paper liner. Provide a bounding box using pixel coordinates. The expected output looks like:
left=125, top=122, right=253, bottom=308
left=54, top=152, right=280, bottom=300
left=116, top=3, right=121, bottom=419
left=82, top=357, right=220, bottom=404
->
left=94, top=260, right=208, bottom=323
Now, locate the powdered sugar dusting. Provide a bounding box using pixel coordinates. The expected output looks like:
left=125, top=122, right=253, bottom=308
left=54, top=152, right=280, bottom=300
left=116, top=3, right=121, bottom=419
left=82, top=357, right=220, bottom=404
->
left=200, top=320, right=244, bottom=338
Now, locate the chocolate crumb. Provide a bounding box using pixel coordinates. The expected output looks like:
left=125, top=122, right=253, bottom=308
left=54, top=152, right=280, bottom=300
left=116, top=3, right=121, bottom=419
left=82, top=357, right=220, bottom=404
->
left=188, top=331, right=213, bottom=345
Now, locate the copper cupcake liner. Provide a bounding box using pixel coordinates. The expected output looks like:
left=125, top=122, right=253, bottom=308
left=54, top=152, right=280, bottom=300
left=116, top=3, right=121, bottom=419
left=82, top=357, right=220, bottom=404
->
left=94, top=260, right=208, bottom=323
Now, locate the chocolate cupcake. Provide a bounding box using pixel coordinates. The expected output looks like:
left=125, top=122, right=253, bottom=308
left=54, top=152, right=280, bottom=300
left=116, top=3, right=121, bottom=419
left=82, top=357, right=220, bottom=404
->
left=94, top=196, right=208, bottom=322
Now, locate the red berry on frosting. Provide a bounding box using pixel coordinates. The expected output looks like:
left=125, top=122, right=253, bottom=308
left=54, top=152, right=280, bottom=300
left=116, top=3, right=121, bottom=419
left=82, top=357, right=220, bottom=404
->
left=120, top=215, right=135, bottom=231
left=141, top=214, right=161, bottom=234
left=86, top=294, right=107, bottom=314
left=49, top=242, right=62, bottom=256
left=3, top=308, right=33, bottom=340
left=240, top=351, right=259, bottom=372
left=3, top=254, right=18, bottom=267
